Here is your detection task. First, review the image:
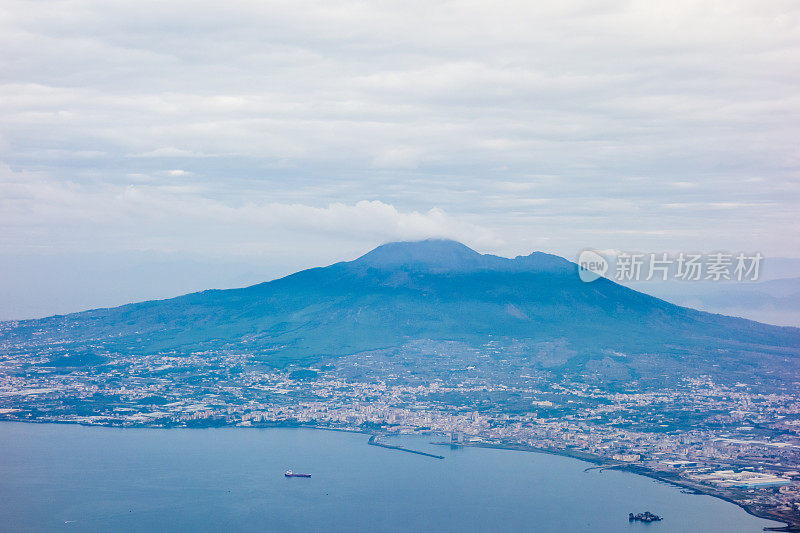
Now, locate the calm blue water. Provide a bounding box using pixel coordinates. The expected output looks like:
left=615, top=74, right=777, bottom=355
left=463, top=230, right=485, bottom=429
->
left=0, top=423, right=781, bottom=532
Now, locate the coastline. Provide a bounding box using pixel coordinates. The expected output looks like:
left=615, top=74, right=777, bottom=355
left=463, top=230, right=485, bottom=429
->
left=1, top=418, right=795, bottom=530
left=456, top=440, right=798, bottom=532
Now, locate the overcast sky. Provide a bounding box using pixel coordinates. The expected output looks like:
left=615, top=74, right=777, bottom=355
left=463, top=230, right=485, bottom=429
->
left=1, top=0, right=799, bottom=318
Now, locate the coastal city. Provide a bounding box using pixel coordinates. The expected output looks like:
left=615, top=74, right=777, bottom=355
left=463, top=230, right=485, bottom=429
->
left=1, top=339, right=799, bottom=528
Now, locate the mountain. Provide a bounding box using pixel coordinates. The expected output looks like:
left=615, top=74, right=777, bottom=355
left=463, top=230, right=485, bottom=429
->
left=628, top=277, right=800, bottom=328
left=2, top=240, right=799, bottom=385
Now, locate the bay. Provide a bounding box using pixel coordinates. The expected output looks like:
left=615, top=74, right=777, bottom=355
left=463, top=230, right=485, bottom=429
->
left=0, top=423, right=782, bottom=532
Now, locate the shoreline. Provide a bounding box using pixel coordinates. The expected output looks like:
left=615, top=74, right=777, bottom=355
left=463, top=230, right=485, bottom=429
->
left=1, top=418, right=796, bottom=530
left=457, top=440, right=798, bottom=532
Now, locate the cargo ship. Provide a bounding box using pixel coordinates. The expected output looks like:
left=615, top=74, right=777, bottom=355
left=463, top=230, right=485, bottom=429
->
left=284, top=470, right=311, bottom=478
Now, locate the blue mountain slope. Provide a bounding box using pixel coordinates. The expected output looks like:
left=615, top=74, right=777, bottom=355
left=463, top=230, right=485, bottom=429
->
left=2, top=240, right=799, bottom=380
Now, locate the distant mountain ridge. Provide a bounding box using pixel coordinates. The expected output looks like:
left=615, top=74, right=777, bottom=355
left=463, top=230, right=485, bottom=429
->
left=2, top=240, right=799, bottom=384
left=630, top=276, right=800, bottom=328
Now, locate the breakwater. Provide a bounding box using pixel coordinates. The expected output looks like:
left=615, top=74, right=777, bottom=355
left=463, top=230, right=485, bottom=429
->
left=368, top=434, right=445, bottom=459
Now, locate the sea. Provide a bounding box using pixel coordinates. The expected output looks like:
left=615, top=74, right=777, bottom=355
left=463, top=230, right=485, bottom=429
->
left=0, top=422, right=783, bottom=532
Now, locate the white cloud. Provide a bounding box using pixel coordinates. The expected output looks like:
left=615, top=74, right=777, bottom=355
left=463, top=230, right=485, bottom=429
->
left=371, top=146, right=425, bottom=169
left=0, top=164, right=495, bottom=254
left=138, top=147, right=205, bottom=158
